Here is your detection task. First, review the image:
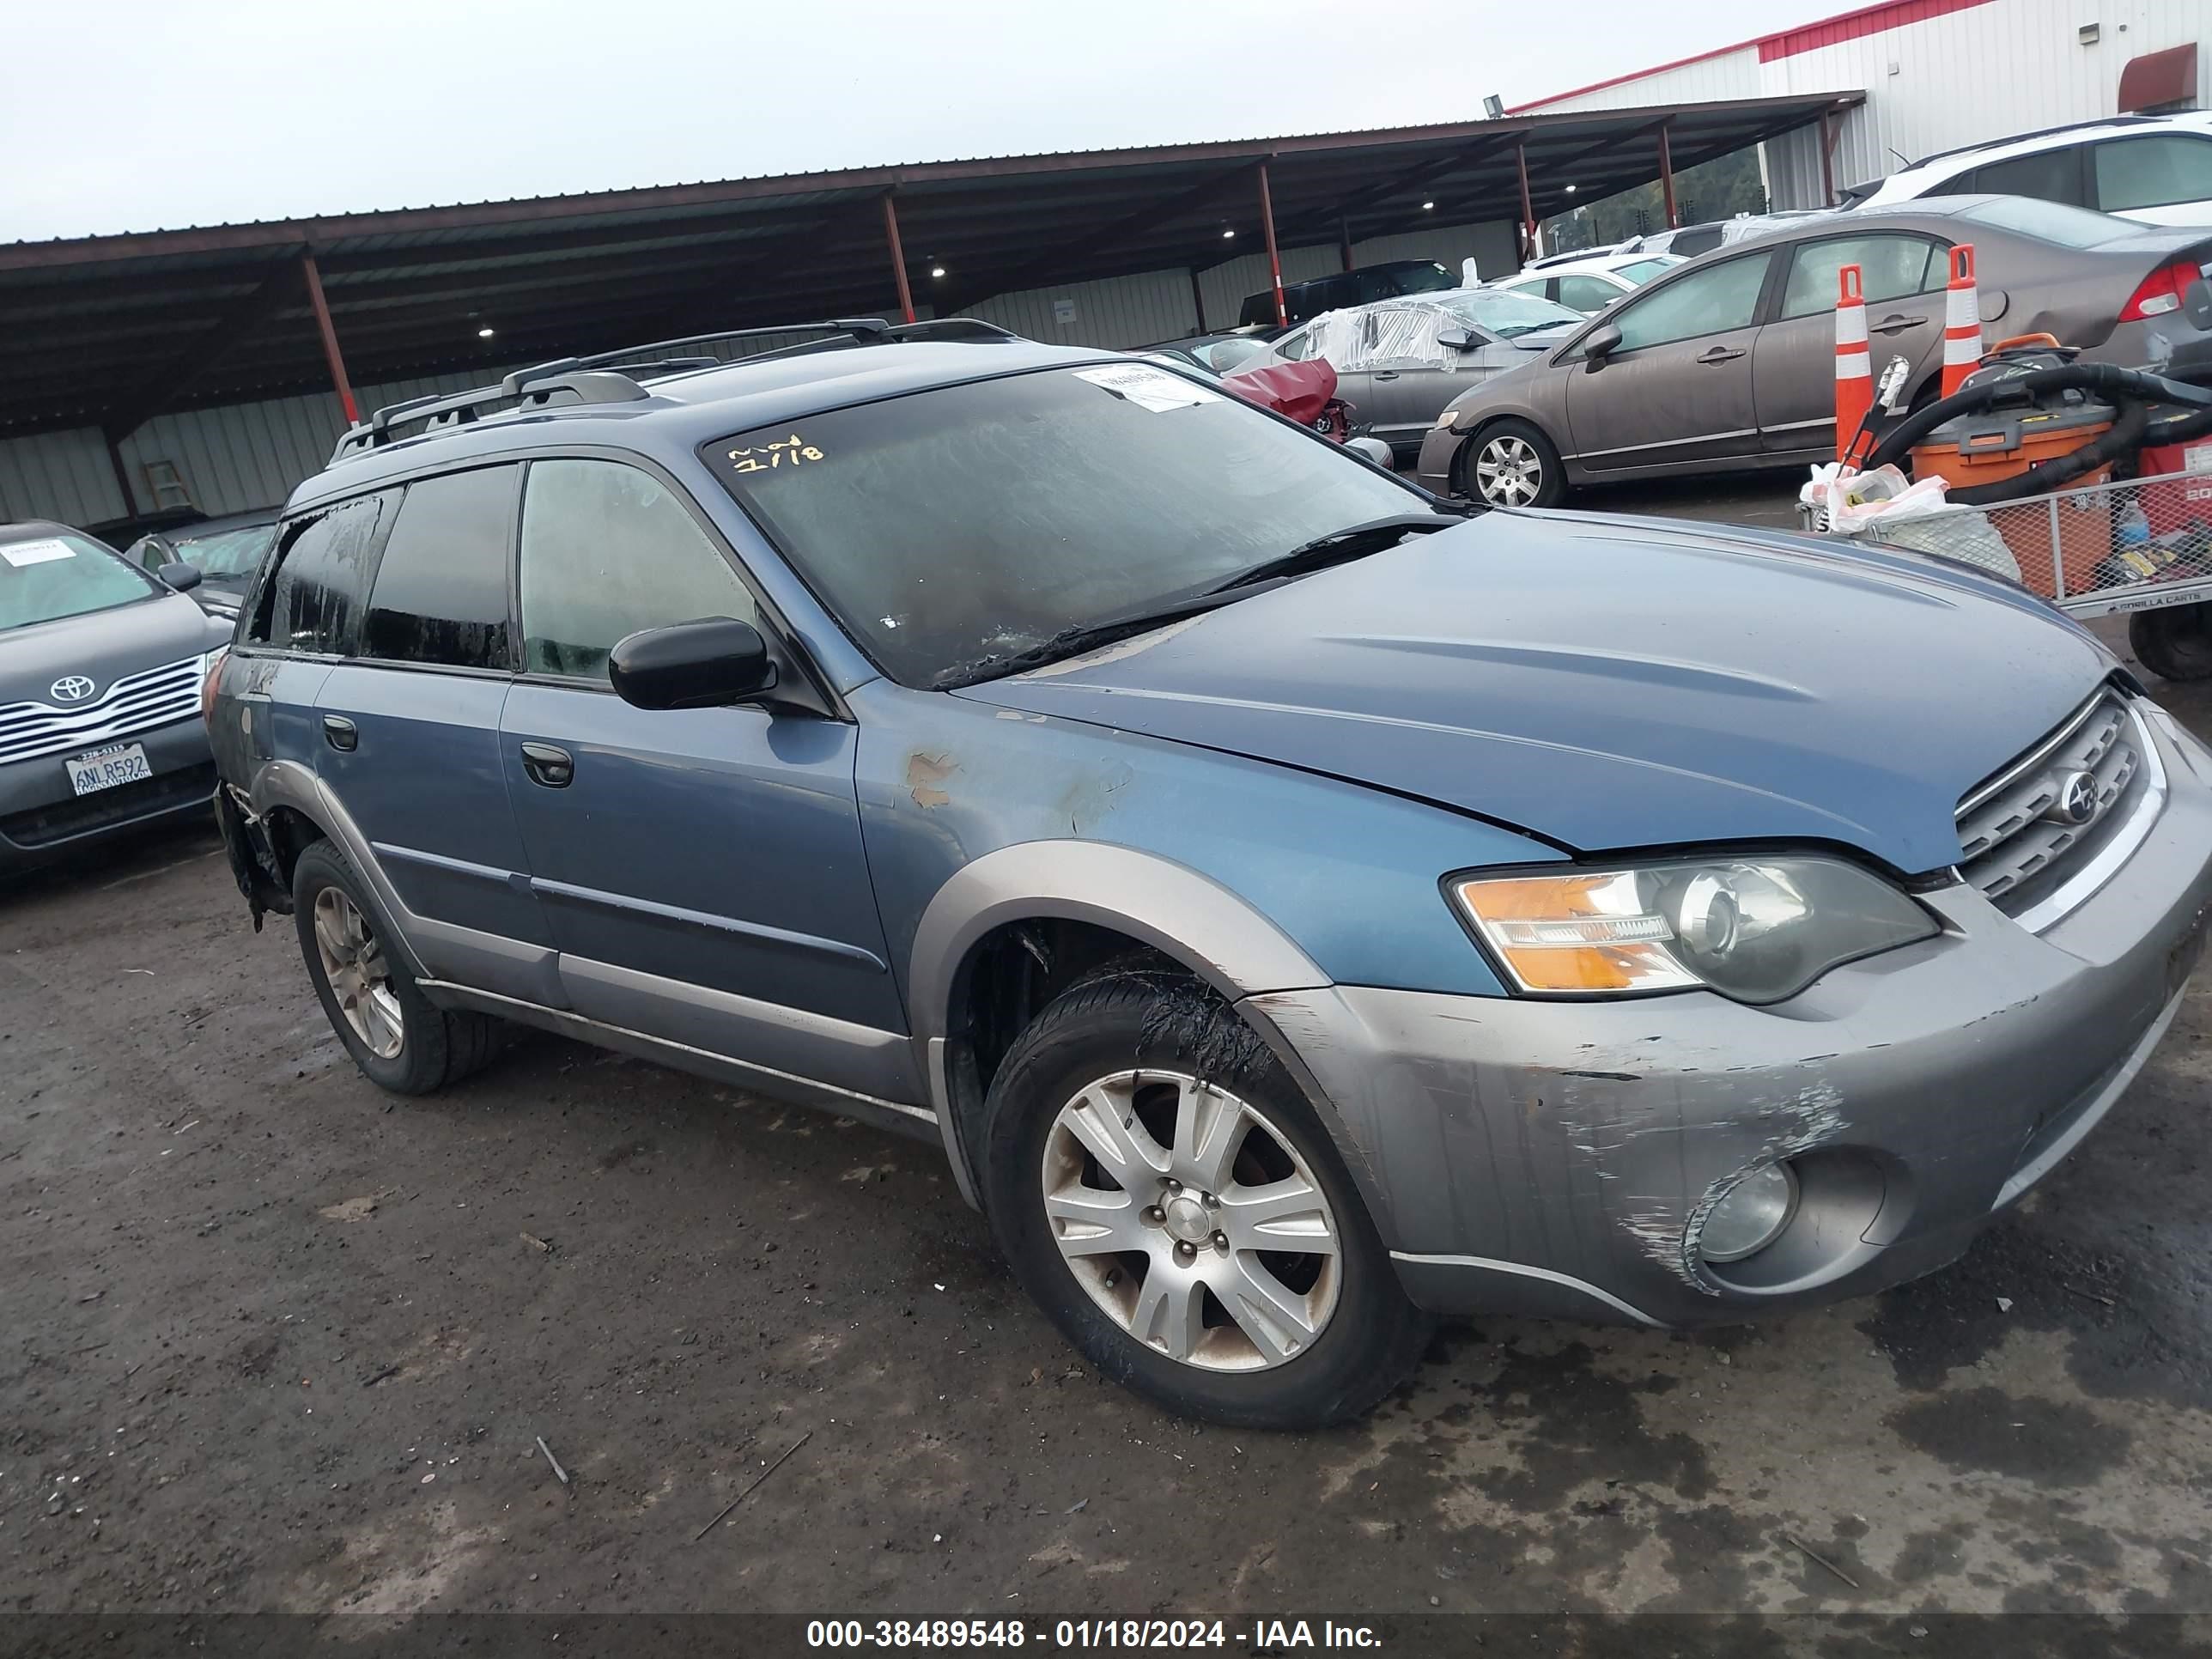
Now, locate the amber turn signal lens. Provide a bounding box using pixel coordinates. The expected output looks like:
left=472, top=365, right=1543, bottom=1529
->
left=1451, top=872, right=1697, bottom=994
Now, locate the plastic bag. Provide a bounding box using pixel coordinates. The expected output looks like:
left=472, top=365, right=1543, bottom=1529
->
left=1800, top=463, right=1951, bottom=532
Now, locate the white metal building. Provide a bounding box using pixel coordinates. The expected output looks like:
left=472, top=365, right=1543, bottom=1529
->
left=1512, top=0, right=2208, bottom=210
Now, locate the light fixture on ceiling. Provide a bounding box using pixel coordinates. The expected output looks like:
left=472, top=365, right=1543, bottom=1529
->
left=1222, top=228, right=1237, bottom=239
left=1565, top=184, right=1578, bottom=194
left=1422, top=199, right=1436, bottom=210
left=477, top=326, right=495, bottom=338
left=931, top=264, right=947, bottom=278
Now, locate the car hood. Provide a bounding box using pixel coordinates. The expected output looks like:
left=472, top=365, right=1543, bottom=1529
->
left=0, top=592, right=229, bottom=708
left=957, top=509, right=2112, bottom=874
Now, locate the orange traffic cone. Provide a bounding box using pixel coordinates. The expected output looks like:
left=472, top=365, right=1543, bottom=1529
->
left=1941, top=243, right=1983, bottom=398
left=1834, top=263, right=1871, bottom=464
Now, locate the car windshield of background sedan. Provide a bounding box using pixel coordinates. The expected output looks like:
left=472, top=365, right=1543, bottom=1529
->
left=171, top=522, right=277, bottom=577
left=705, top=364, right=1419, bottom=686
left=2, top=532, right=158, bottom=631
left=1436, top=289, right=1585, bottom=338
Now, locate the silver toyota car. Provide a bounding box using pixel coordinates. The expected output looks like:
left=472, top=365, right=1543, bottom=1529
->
left=0, top=520, right=231, bottom=876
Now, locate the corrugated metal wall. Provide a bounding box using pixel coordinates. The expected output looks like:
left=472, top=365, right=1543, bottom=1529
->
left=0, top=428, right=119, bottom=529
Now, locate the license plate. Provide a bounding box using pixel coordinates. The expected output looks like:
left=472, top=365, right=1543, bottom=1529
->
left=66, top=742, right=152, bottom=797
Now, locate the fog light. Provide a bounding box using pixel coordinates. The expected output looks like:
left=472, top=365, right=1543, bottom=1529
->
left=1698, top=1163, right=1799, bottom=1264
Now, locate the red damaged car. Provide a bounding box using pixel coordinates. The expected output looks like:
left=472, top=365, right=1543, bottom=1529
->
left=1142, top=335, right=1354, bottom=441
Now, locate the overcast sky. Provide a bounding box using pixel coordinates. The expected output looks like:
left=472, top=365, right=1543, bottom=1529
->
left=3, top=0, right=1849, bottom=244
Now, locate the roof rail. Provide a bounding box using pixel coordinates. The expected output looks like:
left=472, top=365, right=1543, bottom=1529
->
left=1903, top=112, right=2161, bottom=171
left=329, top=316, right=983, bottom=465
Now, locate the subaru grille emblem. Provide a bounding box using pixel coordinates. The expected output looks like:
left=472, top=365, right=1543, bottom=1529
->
left=2045, top=769, right=2100, bottom=827
left=49, top=675, right=96, bottom=704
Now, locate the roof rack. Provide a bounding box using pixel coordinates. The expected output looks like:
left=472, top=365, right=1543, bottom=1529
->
left=1902, top=112, right=2161, bottom=172
left=327, top=316, right=1018, bottom=465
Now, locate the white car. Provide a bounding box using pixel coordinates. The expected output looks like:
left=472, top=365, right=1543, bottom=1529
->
left=1849, top=112, right=2212, bottom=227
left=1490, top=251, right=1682, bottom=314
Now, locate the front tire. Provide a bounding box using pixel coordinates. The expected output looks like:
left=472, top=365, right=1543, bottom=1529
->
left=981, top=972, right=1430, bottom=1428
left=1462, top=417, right=1565, bottom=508
left=2130, top=603, right=2212, bottom=683
left=290, top=841, right=501, bottom=1096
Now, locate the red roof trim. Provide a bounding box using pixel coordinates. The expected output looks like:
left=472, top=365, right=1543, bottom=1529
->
left=1510, top=0, right=1996, bottom=110
left=1759, top=0, right=1996, bottom=62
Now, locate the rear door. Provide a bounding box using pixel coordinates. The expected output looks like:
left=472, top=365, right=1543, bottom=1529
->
left=1564, top=251, right=1772, bottom=474
left=311, top=463, right=556, bottom=1003
left=497, top=455, right=908, bottom=1100
left=1753, top=231, right=1947, bottom=461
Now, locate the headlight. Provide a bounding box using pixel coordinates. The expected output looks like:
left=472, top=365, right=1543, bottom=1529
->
left=1449, top=855, right=1938, bottom=1004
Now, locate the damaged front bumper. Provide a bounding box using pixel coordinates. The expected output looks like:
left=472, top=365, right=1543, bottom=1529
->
left=1249, top=708, right=2212, bottom=1329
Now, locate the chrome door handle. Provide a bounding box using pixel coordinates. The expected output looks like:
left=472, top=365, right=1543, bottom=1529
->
left=321, top=715, right=357, bottom=752
left=1695, top=346, right=1746, bottom=365
left=520, top=742, right=574, bottom=788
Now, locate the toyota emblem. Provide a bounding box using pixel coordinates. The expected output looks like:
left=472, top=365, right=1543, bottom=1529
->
left=49, top=675, right=96, bottom=704
left=2045, top=769, right=2100, bottom=827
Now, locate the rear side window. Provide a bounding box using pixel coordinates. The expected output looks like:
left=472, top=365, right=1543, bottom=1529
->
left=1780, top=234, right=1940, bottom=319
left=1962, top=147, right=2084, bottom=206
left=518, top=459, right=757, bottom=681
left=2093, top=134, right=2212, bottom=212
left=248, top=491, right=396, bottom=653
left=361, top=465, right=518, bottom=670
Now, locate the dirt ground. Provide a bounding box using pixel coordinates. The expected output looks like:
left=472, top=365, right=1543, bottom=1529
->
left=4, top=538, right=2211, bottom=1628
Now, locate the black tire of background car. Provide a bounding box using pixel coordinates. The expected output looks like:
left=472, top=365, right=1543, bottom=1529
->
left=979, top=969, right=1432, bottom=1429
left=2130, top=603, right=2212, bottom=684
left=1462, top=418, right=1566, bottom=509
left=289, top=841, right=501, bottom=1096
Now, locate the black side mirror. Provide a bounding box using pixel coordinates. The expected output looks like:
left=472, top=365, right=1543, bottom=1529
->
left=1582, top=322, right=1623, bottom=368
left=156, top=561, right=204, bottom=592
left=1436, top=327, right=1478, bottom=351
left=610, top=618, right=778, bottom=710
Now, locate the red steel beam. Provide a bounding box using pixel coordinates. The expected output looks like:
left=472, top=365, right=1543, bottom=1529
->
left=1258, top=162, right=1286, bottom=328
left=881, top=194, right=917, bottom=325
left=300, top=252, right=358, bottom=424
left=1516, top=139, right=1536, bottom=262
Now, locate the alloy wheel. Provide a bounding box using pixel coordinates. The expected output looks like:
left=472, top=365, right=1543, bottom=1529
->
left=1039, top=1069, right=1341, bottom=1371
left=1474, top=434, right=1544, bottom=506
left=313, top=887, right=404, bottom=1060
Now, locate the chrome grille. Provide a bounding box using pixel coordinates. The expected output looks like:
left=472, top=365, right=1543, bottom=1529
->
left=1956, top=688, right=2148, bottom=918
left=0, top=656, right=204, bottom=768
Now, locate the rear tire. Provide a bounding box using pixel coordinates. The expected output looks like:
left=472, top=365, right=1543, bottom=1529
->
left=290, top=841, right=501, bottom=1096
left=2130, top=604, right=2212, bottom=683
left=981, top=970, right=1431, bottom=1429
left=1462, top=418, right=1565, bottom=508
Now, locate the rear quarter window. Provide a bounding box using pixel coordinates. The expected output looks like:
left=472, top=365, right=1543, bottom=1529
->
left=247, top=490, right=398, bottom=654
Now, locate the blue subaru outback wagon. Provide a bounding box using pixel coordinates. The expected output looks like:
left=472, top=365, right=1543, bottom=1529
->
left=207, top=321, right=2212, bottom=1428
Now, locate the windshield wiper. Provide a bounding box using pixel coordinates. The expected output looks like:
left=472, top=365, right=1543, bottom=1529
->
left=932, top=587, right=1269, bottom=690
left=1205, top=512, right=1461, bottom=594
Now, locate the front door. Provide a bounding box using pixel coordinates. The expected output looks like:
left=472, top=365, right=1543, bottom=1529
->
left=310, top=463, right=557, bottom=1006
left=1753, top=232, right=1946, bottom=462
left=496, top=456, right=910, bottom=1103
left=1565, top=251, right=1773, bottom=475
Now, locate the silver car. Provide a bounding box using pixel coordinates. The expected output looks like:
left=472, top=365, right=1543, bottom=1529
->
left=1243, top=287, right=1584, bottom=460
left=0, top=520, right=230, bottom=877
left=1419, top=195, right=2212, bottom=508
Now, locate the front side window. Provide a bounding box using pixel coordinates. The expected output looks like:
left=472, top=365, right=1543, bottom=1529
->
left=2093, top=134, right=2212, bottom=211
left=1780, top=234, right=1941, bottom=320
left=704, top=365, right=1420, bottom=686
left=519, top=459, right=758, bottom=681
left=169, top=521, right=278, bottom=578
left=1, top=532, right=157, bottom=633
left=249, top=491, right=396, bottom=653
left=1607, top=254, right=1771, bottom=353
left=361, top=465, right=518, bottom=670
left=1274, top=326, right=1320, bottom=362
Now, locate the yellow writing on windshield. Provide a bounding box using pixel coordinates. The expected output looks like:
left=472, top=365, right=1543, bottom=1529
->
left=728, top=434, right=824, bottom=474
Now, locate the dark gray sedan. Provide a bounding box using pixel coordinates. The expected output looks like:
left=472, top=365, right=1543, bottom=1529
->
left=1419, top=195, right=2212, bottom=507
left=0, top=520, right=232, bottom=875
left=125, top=507, right=280, bottom=623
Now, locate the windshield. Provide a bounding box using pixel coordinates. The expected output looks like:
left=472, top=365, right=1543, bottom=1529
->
left=1435, top=289, right=1584, bottom=338
left=1956, top=196, right=2140, bottom=248
left=703, top=364, right=1422, bottom=686
left=2, top=532, right=158, bottom=632
left=170, top=521, right=276, bottom=578
left=1617, top=257, right=1680, bottom=283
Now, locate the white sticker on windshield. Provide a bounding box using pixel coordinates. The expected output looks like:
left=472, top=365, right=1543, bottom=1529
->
left=1, top=538, right=76, bottom=568
left=1073, top=364, right=1223, bottom=413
